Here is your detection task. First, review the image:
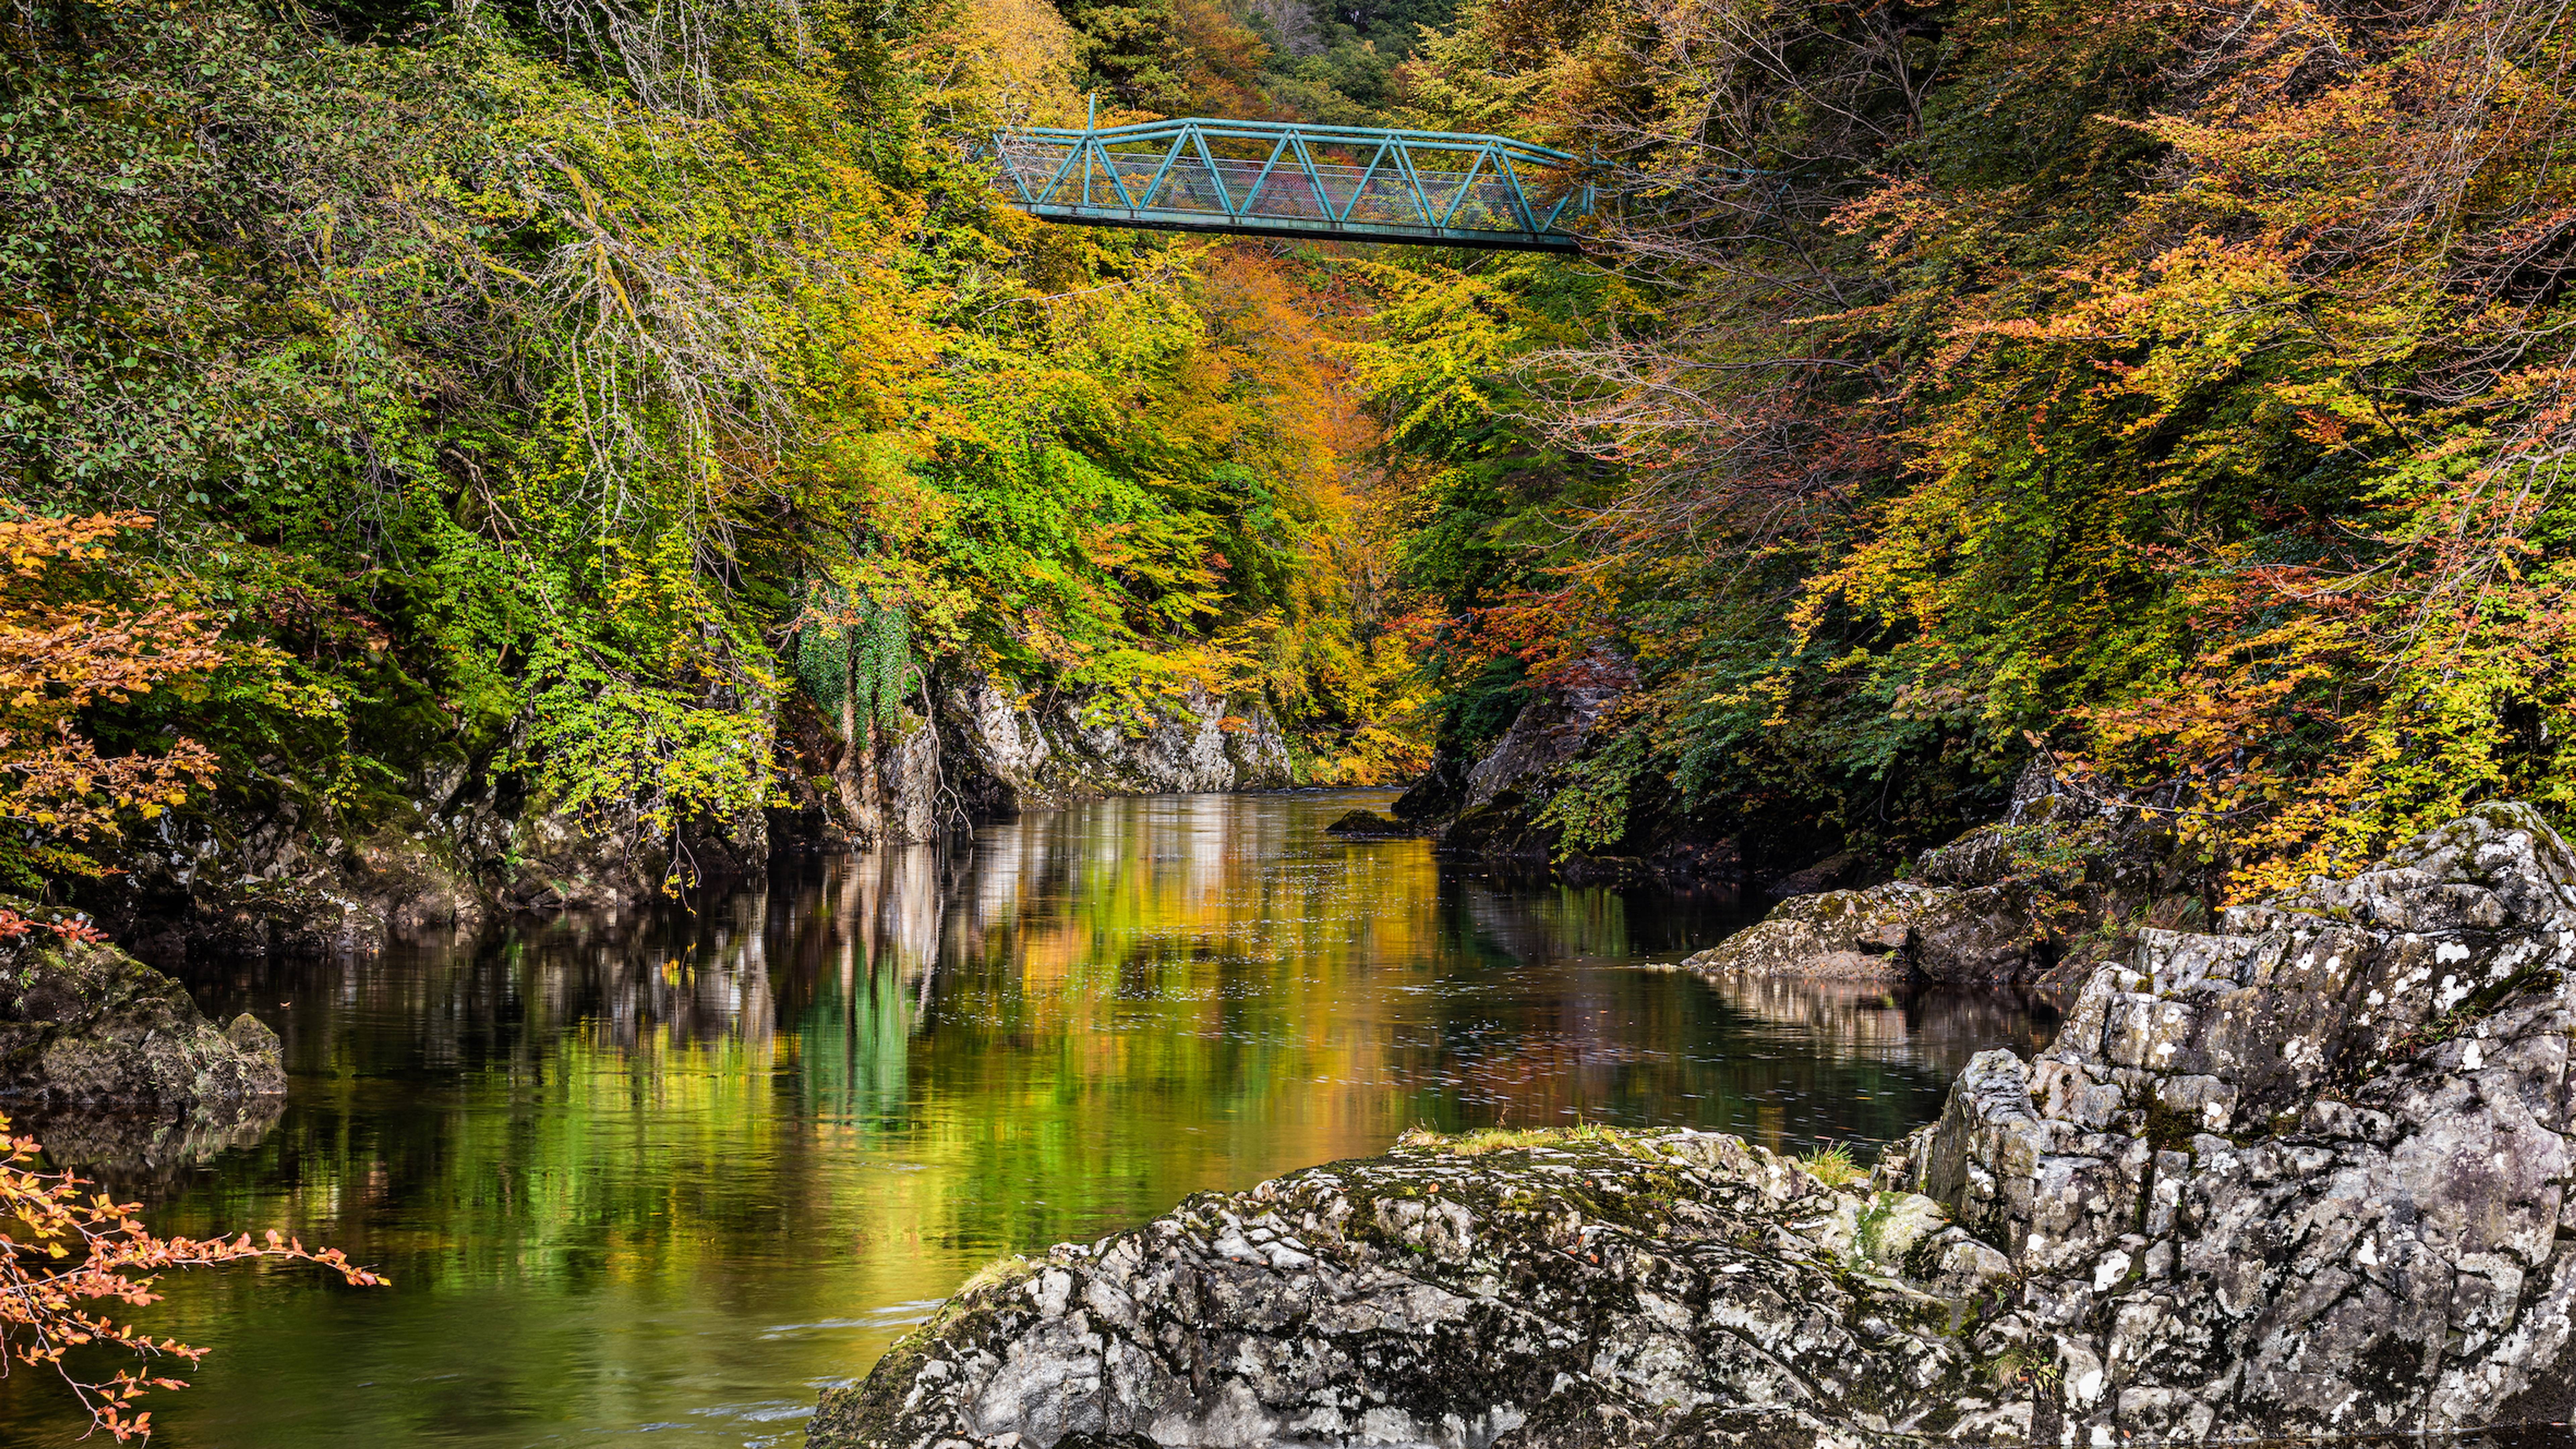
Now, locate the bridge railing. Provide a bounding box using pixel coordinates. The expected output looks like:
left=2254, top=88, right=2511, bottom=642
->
left=989, top=118, right=1593, bottom=252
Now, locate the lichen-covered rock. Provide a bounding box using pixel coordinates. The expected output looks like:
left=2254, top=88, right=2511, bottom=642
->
left=1678, top=886, right=1920, bottom=981
left=813, top=802, right=2576, bottom=1447
left=1893, top=801, right=2576, bottom=1442
left=0, top=926, right=283, bottom=1109
left=1682, top=766, right=2202, bottom=988
left=809, top=1129, right=2024, bottom=1449
left=1679, top=883, right=2034, bottom=984
left=944, top=674, right=1294, bottom=815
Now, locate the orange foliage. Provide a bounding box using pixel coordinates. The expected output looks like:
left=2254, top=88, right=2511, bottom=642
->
left=0, top=1112, right=386, bottom=1439
left=1396, top=0, right=2576, bottom=881
left=1185, top=247, right=1438, bottom=781
left=0, top=508, right=223, bottom=877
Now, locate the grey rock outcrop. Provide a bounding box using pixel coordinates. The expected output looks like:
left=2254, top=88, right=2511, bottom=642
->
left=942, top=675, right=1293, bottom=815
left=1455, top=685, right=1618, bottom=816
left=0, top=918, right=284, bottom=1109
left=99, top=666, right=1296, bottom=957
left=1678, top=883, right=2031, bottom=983
left=811, top=801, right=2576, bottom=1447
left=808, top=1129, right=2025, bottom=1449
left=1881, top=800, right=2576, bottom=1442
left=1393, top=656, right=1636, bottom=869
left=1684, top=767, right=2196, bottom=987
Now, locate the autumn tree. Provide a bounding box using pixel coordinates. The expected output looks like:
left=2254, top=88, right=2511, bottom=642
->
left=0, top=508, right=223, bottom=886
left=1380, top=0, right=2576, bottom=889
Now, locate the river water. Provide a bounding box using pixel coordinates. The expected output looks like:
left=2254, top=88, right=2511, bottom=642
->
left=0, top=791, right=2055, bottom=1447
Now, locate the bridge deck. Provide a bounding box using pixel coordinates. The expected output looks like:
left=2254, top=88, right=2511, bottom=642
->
left=990, top=119, right=1592, bottom=252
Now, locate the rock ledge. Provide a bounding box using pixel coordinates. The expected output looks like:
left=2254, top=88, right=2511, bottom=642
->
left=0, top=914, right=283, bottom=1109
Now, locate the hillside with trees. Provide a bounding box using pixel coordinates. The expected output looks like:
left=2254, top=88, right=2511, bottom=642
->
left=3, top=0, right=1443, bottom=936
left=1377, top=0, right=2576, bottom=901
left=10, top=0, right=2576, bottom=919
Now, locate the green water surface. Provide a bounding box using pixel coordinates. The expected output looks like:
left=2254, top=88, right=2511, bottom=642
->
left=0, top=790, right=2054, bottom=1447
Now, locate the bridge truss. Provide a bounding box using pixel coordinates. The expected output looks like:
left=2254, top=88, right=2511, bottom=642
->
left=989, top=118, right=1593, bottom=253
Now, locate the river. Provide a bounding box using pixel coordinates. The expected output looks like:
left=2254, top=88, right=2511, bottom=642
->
left=0, top=790, right=2056, bottom=1447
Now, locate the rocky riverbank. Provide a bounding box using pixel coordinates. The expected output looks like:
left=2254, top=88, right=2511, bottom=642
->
left=806, top=801, right=2576, bottom=1447
left=0, top=905, right=282, bottom=1109
left=0, top=901, right=285, bottom=1178
left=1678, top=768, right=2201, bottom=990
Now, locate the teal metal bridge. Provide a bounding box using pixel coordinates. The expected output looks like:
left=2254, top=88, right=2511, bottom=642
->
left=990, top=117, right=1594, bottom=253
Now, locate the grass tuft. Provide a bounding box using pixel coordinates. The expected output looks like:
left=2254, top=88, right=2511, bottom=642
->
left=1798, top=1142, right=1868, bottom=1188
left=956, top=1254, right=1035, bottom=1295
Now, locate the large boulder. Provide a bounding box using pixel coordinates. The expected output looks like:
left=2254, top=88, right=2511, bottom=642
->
left=1888, top=801, right=2576, bottom=1441
left=1684, top=767, right=2200, bottom=987
left=1680, top=881, right=2036, bottom=983
left=810, top=802, right=2576, bottom=1447
left=808, top=1128, right=2023, bottom=1449
left=0, top=916, right=283, bottom=1109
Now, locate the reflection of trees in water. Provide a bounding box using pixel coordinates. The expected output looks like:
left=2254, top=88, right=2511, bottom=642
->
left=1441, top=870, right=1760, bottom=966
left=173, top=886, right=784, bottom=1080
left=161, top=797, right=2059, bottom=1178
left=0, top=795, right=2076, bottom=1449
left=1696, top=976, right=2063, bottom=1077
left=791, top=842, right=964, bottom=1128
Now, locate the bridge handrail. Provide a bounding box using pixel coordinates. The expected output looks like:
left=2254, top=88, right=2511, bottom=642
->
left=1004, top=118, right=1579, bottom=166
left=986, top=115, right=1594, bottom=252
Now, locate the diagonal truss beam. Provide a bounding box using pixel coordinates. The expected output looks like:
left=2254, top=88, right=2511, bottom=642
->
left=989, top=118, right=1595, bottom=253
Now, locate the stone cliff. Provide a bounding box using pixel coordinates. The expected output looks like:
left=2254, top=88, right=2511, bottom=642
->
left=936, top=675, right=1294, bottom=817
left=806, top=802, right=2576, bottom=1448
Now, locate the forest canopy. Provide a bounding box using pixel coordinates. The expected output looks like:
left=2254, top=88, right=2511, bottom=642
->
left=1375, top=0, right=2576, bottom=895
left=8, top=0, right=2575, bottom=901
left=0, top=0, right=1435, bottom=889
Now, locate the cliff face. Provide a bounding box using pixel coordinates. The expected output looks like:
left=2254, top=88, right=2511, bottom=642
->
left=776, top=672, right=1296, bottom=849
left=807, top=803, right=2576, bottom=1448
left=937, top=675, right=1295, bottom=817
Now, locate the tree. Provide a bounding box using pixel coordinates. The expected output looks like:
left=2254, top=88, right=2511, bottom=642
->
left=0, top=508, right=224, bottom=887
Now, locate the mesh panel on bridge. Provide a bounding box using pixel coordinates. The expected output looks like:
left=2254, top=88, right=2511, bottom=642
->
left=991, top=121, right=1590, bottom=252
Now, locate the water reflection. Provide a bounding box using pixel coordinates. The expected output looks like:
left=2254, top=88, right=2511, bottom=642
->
left=1697, top=974, right=2064, bottom=1076
left=0, top=791, right=2052, bottom=1449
